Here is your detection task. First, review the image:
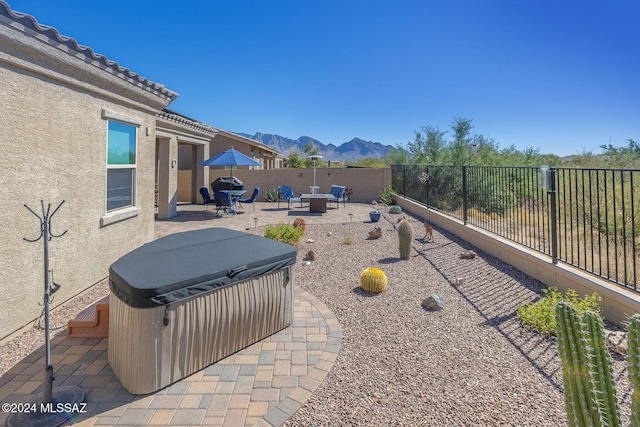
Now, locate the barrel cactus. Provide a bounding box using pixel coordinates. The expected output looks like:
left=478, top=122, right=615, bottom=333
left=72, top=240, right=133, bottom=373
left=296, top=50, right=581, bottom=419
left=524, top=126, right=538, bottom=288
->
left=397, top=218, right=413, bottom=260
left=293, top=217, right=306, bottom=234
left=360, top=267, right=388, bottom=293
left=388, top=205, right=402, bottom=214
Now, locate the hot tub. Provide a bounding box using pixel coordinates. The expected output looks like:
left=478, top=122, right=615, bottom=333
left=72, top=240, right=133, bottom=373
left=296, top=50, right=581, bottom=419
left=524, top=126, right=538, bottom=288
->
left=107, top=227, right=297, bottom=395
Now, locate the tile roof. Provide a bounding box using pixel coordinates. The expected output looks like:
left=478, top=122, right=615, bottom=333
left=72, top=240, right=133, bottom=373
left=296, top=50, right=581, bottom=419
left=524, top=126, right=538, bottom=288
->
left=159, top=110, right=280, bottom=155
left=0, top=0, right=177, bottom=102
left=158, top=109, right=220, bottom=136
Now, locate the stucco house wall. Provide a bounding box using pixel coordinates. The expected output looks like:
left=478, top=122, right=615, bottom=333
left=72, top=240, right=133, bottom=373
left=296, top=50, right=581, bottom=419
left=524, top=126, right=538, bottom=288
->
left=156, top=109, right=218, bottom=216
left=0, top=2, right=176, bottom=341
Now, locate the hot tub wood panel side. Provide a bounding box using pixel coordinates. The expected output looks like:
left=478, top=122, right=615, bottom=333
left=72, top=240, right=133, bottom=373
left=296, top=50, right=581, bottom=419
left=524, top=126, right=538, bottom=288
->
left=108, top=268, right=293, bottom=395
left=108, top=297, right=166, bottom=393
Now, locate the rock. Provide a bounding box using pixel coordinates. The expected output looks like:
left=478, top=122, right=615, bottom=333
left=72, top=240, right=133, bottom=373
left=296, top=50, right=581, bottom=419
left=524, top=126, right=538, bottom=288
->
left=422, top=294, right=444, bottom=311
left=368, top=227, right=382, bottom=239
left=450, top=278, right=465, bottom=286
left=327, top=231, right=332, bottom=236
left=306, top=239, right=314, bottom=243
left=304, top=260, right=311, bottom=266
left=460, top=250, right=477, bottom=259
left=606, top=330, right=627, bottom=355
left=305, top=250, right=316, bottom=261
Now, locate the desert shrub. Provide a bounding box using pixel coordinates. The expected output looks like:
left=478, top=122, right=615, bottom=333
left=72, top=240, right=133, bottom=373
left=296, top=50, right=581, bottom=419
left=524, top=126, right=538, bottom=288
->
left=379, top=183, right=395, bottom=205
left=264, top=187, right=280, bottom=202
left=517, top=286, right=602, bottom=335
left=264, top=222, right=303, bottom=247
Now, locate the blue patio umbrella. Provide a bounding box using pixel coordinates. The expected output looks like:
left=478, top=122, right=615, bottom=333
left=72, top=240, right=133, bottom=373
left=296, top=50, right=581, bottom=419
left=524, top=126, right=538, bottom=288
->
left=198, top=147, right=262, bottom=169
left=198, top=149, right=262, bottom=211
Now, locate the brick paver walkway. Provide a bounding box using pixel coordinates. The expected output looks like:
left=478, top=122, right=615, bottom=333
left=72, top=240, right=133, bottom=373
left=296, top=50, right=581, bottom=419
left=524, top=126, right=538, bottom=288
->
left=0, top=201, right=375, bottom=426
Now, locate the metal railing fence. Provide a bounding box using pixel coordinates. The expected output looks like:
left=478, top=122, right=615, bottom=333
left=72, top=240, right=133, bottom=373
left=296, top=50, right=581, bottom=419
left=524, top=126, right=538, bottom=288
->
left=392, top=164, right=640, bottom=292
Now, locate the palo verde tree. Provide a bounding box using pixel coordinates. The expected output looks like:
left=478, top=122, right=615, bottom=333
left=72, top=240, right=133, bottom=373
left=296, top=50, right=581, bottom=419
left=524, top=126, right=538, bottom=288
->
left=405, top=116, right=562, bottom=167
left=301, top=142, right=325, bottom=168
left=287, top=142, right=325, bottom=168
left=382, top=145, right=412, bottom=165
left=448, top=117, right=474, bottom=165
left=407, top=125, right=447, bottom=164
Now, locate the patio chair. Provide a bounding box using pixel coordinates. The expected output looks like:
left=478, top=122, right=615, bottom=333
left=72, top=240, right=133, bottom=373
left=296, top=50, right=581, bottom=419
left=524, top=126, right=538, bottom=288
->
left=237, top=187, right=260, bottom=212
left=213, top=190, right=236, bottom=216
left=199, top=187, right=217, bottom=211
left=330, top=185, right=346, bottom=209
left=278, top=185, right=302, bottom=209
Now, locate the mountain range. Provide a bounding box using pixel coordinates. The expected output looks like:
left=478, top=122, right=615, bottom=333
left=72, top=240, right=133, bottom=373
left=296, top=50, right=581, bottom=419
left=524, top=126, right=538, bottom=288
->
left=237, top=132, right=393, bottom=162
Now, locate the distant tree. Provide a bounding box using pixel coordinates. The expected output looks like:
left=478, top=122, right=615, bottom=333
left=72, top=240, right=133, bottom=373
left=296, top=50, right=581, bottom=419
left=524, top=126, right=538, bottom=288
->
left=468, top=135, right=500, bottom=165
left=301, top=142, right=325, bottom=167
left=408, top=125, right=447, bottom=164
left=403, top=117, right=566, bottom=167
left=600, top=139, right=640, bottom=158
left=564, top=149, right=603, bottom=168
left=286, top=150, right=305, bottom=168
left=302, top=142, right=320, bottom=156
left=383, top=145, right=412, bottom=165
left=598, top=139, right=640, bottom=168
left=447, top=117, right=474, bottom=165
left=349, top=157, right=387, bottom=168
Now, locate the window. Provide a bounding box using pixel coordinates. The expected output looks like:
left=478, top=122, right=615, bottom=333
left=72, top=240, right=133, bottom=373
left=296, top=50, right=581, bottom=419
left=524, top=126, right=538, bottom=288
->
left=107, top=121, right=136, bottom=212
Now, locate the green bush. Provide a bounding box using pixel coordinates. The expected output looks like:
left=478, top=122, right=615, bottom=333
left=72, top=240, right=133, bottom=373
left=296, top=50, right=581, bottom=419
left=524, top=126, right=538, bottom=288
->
left=517, top=287, right=602, bottom=335
left=264, top=187, right=280, bottom=202
left=264, top=223, right=303, bottom=247
left=379, top=183, right=395, bottom=205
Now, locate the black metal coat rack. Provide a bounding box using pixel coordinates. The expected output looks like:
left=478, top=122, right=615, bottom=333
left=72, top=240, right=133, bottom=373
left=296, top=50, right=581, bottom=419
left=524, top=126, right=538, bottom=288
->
left=7, top=200, right=84, bottom=427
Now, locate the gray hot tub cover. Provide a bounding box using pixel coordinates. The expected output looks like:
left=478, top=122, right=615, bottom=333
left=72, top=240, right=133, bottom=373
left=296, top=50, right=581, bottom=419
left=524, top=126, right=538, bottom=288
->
left=109, top=227, right=297, bottom=308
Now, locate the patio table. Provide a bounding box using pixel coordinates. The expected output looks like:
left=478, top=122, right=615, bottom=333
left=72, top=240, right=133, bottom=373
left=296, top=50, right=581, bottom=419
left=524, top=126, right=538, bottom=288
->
left=300, top=193, right=335, bottom=213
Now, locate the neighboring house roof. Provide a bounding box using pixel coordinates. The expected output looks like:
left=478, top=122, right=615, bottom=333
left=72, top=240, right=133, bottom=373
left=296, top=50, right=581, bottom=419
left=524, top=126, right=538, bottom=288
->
left=158, top=109, right=219, bottom=136
left=160, top=109, right=281, bottom=156
left=215, top=129, right=280, bottom=156
left=0, top=0, right=178, bottom=103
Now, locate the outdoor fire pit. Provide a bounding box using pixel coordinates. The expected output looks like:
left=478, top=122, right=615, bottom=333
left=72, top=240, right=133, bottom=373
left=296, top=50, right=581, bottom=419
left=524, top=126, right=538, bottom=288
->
left=108, top=228, right=297, bottom=394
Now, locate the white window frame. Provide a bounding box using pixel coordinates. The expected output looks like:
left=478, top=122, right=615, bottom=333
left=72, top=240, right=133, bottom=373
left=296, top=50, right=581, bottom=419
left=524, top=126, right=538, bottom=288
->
left=101, top=109, right=143, bottom=226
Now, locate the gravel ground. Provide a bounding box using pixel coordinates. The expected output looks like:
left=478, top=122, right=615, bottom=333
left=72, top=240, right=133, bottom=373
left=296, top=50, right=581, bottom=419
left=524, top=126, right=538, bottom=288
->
left=283, top=211, right=632, bottom=426
left=0, top=210, right=632, bottom=426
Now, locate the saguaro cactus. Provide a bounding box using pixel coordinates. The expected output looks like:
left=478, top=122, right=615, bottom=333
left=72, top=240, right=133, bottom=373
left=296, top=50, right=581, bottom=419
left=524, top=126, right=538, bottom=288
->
left=555, top=301, right=621, bottom=427
left=398, top=218, right=413, bottom=260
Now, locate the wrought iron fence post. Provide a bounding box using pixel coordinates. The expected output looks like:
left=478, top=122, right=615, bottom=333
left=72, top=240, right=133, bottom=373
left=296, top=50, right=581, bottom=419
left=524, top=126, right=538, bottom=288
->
left=549, top=168, right=558, bottom=264
left=425, top=165, right=429, bottom=207
left=462, top=165, right=468, bottom=225
left=403, top=164, right=406, bottom=197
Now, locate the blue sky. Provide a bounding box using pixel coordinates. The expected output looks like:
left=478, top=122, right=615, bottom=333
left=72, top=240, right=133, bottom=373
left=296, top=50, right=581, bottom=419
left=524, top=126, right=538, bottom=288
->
left=7, top=0, right=640, bottom=157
